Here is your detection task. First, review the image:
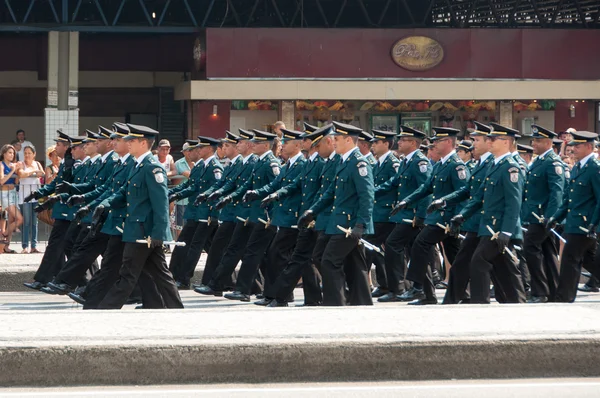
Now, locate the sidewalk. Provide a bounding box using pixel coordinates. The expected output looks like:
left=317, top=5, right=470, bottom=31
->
left=0, top=301, right=599, bottom=386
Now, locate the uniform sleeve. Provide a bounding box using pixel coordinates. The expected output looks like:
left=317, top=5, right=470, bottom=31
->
left=460, top=182, right=484, bottom=220
left=310, top=181, right=334, bottom=215
left=500, top=166, right=523, bottom=234
left=546, top=161, right=565, bottom=219
left=403, top=172, right=433, bottom=205
left=552, top=190, right=569, bottom=223
left=414, top=162, right=433, bottom=219
left=145, top=167, right=170, bottom=241
left=441, top=186, right=470, bottom=207
left=277, top=173, right=302, bottom=199
left=450, top=164, right=470, bottom=193
left=351, top=161, right=375, bottom=227
left=590, top=166, right=600, bottom=226
left=101, top=184, right=127, bottom=208
left=170, top=179, right=190, bottom=195
left=374, top=174, right=399, bottom=193
left=254, top=170, right=283, bottom=198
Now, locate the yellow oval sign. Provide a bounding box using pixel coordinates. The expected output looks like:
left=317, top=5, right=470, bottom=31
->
left=391, top=36, right=444, bottom=71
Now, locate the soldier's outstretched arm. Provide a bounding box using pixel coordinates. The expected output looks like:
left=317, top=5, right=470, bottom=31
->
left=546, top=161, right=566, bottom=218
left=352, top=160, right=375, bottom=227
left=500, top=167, right=523, bottom=234
left=413, top=161, right=433, bottom=219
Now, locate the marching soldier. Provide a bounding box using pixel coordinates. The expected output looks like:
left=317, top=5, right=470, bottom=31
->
left=198, top=130, right=280, bottom=301
left=452, top=123, right=526, bottom=304
left=357, top=130, right=377, bottom=166
left=261, top=125, right=331, bottom=307
left=168, top=136, right=223, bottom=289
left=42, top=126, right=121, bottom=294
left=161, top=139, right=201, bottom=282
left=457, top=140, right=475, bottom=170
left=546, top=131, right=600, bottom=303
left=298, top=121, right=374, bottom=306
left=376, top=126, right=431, bottom=302
left=517, top=144, right=534, bottom=166
left=430, top=122, right=494, bottom=304
left=193, top=130, right=255, bottom=289
left=23, top=133, right=83, bottom=290
left=394, top=127, right=469, bottom=305
left=67, top=124, right=137, bottom=307
left=521, top=125, right=565, bottom=303
left=93, top=124, right=183, bottom=309
left=368, top=130, right=401, bottom=298
left=246, top=128, right=306, bottom=306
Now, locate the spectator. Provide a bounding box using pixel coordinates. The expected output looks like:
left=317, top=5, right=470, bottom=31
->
left=10, top=140, right=22, bottom=162
left=216, top=142, right=230, bottom=168
left=0, top=144, right=23, bottom=253
left=172, top=143, right=197, bottom=238
left=45, top=145, right=61, bottom=185
left=154, top=139, right=176, bottom=177
left=272, top=136, right=282, bottom=159
left=15, top=129, right=33, bottom=162
left=17, top=145, right=43, bottom=253
left=273, top=121, right=285, bottom=138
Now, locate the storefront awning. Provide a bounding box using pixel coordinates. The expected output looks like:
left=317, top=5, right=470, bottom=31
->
left=175, top=80, right=600, bottom=101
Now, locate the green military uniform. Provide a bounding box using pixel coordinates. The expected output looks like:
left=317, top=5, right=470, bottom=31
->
left=458, top=123, right=526, bottom=304
left=306, top=121, right=374, bottom=306
left=97, top=124, right=182, bottom=309
left=398, top=127, right=469, bottom=304
left=550, top=131, right=600, bottom=302
left=520, top=126, right=565, bottom=303
left=377, top=141, right=433, bottom=301
left=368, top=130, right=402, bottom=296
left=171, top=137, right=225, bottom=287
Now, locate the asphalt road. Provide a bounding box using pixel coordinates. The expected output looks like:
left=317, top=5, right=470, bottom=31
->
left=2, top=379, right=600, bottom=397
left=2, top=284, right=600, bottom=311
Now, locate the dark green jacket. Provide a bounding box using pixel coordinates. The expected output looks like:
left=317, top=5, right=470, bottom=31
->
left=311, top=148, right=374, bottom=235
left=441, top=154, right=494, bottom=233
left=552, top=156, right=600, bottom=235
left=372, top=152, right=401, bottom=223
left=38, top=158, right=83, bottom=221
left=88, top=155, right=136, bottom=236
left=70, top=151, right=118, bottom=195
left=277, top=154, right=326, bottom=215
left=403, top=152, right=469, bottom=226
left=521, top=150, right=565, bottom=225
left=254, top=153, right=306, bottom=227
left=102, top=154, right=170, bottom=243
left=171, top=156, right=223, bottom=221
left=376, top=150, right=432, bottom=224
left=314, top=154, right=341, bottom=231
left=201, top=155, right=244, bottom=223
left=230, top=151, right=280, bottom=223
left=461, top=154, right=524, bottom=239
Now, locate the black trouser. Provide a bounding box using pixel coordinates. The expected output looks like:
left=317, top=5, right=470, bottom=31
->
left=321, top=234, right=373, bottom=306
left=169, top=220, right=198, bottom=276
left=33, top=219, right=70, bottom=283
left=235, top=223, right=277, bottom=295
left=443, top=232, right=479, bottom=304
left=312, top=231, right=330, bottom=273
left=385, top=223, right=421, bottom=294
left=55, top=230, right=109, bottom=287
left=407, top=225, right=461, bottom=300
left=365, top=222, right=395, bottom=290
left=470, top=236, right=526, bottom=304
left=201, top=221, right=236, bottom=287
left=272, top=227, right=322, bottom=304
left=97, top=242, right=183, bottom=309
left=177, top=221, right=218, bottom=286
left=263, top=227, right=298, bottom=300
left=63, top=221, right=82, bottom=260
left=208, top=221, right=255, bottom=291
left=523, top=224, right=559, bottom=300
left=83, top=234, right=125, bottom=309
left=556, top=233, right=598, bottom=303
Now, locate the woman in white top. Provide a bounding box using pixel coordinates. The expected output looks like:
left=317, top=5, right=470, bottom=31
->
left=17, top=145, right=43, bottom=253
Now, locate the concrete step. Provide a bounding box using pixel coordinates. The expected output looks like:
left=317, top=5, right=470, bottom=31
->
left=0, top=298, right=599, bottom=387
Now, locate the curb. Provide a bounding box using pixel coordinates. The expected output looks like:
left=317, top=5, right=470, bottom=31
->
left=1, top=338, right=599, bottom=386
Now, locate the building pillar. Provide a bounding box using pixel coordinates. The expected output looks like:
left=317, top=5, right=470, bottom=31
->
left=499, top=101, right=513, bottom=128
left=45, top=31, right=79, bottom=159
left=279, top=101, right=296, bottom=131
